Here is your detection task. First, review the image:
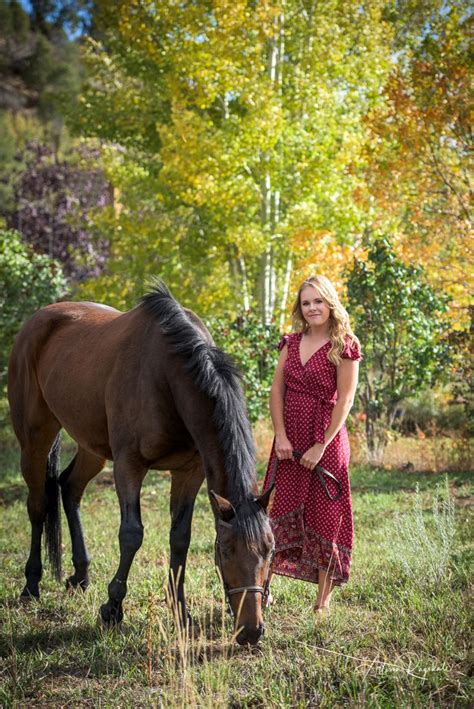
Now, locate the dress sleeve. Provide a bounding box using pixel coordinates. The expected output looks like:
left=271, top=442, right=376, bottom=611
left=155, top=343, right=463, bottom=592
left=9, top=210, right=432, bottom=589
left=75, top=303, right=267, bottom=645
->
left=341, top=338, right=362, bottom=361
left=277, top=334, right=290, bottom=351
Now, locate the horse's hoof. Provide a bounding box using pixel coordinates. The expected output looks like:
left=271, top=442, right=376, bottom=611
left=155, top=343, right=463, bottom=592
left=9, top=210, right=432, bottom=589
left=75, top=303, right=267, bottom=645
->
left=99, top=603, right=123, bottom=627
left=65, top=575, right=89, bottom=592
left=20, top=586, right=39, bottom=601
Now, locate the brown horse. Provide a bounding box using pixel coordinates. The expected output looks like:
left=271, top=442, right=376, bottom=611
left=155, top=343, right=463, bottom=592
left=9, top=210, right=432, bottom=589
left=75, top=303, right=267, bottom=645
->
left=8, top=281, right=274, bottom=645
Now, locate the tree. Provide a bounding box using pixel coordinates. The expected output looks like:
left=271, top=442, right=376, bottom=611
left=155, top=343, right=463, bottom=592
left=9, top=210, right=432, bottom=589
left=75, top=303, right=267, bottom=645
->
left=0, top=0, right=83, bottom=123
left=0, top=0, right=110, bottom=285
left=0, top=228, right=66, bottom=400
left=345, top=237, right=449, bottom=460
left=363, top=1, right=472, bottom=330
left=70, top=0, right=393, bottom=320
left=28, top=0, right=93, bottom=37
left=7, top=143, right=111, bottom=280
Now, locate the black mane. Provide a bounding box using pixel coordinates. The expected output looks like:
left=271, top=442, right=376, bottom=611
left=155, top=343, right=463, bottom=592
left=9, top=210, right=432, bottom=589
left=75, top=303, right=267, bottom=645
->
left=140, top=281, right=266, bottom=541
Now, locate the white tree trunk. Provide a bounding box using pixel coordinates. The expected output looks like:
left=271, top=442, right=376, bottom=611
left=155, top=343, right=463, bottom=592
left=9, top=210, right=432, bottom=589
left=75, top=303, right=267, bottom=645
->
left=238, top=256, right=250, bottom=311
left=280, top=256, right=293, bottom=329
left=259, top=12, right=284, bottom=328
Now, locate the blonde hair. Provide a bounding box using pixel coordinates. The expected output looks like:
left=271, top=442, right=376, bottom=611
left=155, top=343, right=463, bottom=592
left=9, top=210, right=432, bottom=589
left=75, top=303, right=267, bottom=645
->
left=291, top=275, right=360, bottom=366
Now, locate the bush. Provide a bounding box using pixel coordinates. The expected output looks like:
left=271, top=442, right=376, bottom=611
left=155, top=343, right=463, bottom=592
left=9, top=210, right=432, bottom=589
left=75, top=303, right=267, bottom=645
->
left=401, top=386, right=470, bottom=435
left=390, top=480, right=457, bottom=586
left=345, top=237, right=449, bottom=460
left=209, top=311, right=280, bottom=423
left=0, top=228, right=66, bottom=410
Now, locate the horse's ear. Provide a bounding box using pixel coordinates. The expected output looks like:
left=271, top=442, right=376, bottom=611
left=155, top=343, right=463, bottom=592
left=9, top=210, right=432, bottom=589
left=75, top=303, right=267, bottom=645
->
left=209, top=490, right=236, bottom=523
left=255, top=484, right=275, bottom=513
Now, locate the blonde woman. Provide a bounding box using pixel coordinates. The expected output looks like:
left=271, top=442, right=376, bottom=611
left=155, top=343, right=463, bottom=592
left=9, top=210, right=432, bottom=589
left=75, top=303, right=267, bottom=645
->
left=262, top=275, right=361, bottom=614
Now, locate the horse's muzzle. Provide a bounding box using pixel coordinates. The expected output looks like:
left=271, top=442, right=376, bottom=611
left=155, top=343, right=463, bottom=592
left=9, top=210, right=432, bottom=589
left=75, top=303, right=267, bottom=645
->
left=236, top=622, right=265, bottom=646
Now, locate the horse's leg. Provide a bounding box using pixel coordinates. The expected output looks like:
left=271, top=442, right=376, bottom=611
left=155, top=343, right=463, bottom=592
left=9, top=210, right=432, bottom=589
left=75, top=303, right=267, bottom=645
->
left=59, top=448, right=106, bottom=591
left=169, top=454, right=205, bottom=628
left=99, top=455, right=147, bottom=626
left=20, top=424, right=61, bottom=599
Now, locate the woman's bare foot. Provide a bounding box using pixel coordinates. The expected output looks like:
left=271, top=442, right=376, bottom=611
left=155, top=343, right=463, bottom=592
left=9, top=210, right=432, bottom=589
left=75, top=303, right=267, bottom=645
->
left=315, top=569, right=333, bottom=612
left=313, top=603, right=330, bottom=623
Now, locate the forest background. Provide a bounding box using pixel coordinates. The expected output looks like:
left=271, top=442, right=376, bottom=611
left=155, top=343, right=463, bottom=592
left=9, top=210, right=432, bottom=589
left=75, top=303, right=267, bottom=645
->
left=0, top=0, right=472, bottom=464
left=0, top=2, right=472, bottom=706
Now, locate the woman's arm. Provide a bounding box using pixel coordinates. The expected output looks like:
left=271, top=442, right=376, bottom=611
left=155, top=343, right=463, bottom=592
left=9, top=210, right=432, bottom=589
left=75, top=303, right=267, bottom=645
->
left=300, top=358, right=359, bottom=470
left=269, top=345, right=294, bottom=460
left=323, top=358, right=359, bottom=446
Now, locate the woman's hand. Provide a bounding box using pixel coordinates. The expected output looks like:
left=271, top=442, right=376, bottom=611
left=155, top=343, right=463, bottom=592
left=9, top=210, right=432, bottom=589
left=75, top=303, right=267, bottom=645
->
left=300, top=443, right=326, bottom=470
left=275, top=433, right=293, bottom=460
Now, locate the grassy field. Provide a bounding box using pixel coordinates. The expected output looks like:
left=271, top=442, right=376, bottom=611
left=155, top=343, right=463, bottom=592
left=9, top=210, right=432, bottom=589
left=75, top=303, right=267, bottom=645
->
left=0, top=443, right=472, bottom=707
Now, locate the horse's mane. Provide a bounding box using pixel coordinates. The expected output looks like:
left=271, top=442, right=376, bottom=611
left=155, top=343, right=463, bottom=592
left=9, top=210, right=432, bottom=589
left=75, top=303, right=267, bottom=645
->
left=140, top=280, right=267, bottom=546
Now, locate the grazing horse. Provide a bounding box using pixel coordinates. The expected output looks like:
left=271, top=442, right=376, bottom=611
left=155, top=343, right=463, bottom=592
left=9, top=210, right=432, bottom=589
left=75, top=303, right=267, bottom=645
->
left=8, top=281, right=274, bottom=645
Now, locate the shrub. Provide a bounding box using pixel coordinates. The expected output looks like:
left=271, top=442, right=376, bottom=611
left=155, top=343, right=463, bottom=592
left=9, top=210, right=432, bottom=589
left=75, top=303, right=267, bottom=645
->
left=401, top=386, right=469, bottom=435
left=209, top=311, right=280, bottom=423
left=0, top=228, right=66, bottom=408
left=390, top=479, right=457, bottom=586
left=346, top=237, right=449, bottom=461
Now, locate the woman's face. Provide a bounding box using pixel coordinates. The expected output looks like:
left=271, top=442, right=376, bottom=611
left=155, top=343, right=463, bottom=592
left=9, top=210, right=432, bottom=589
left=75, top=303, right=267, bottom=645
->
left=300, top=285, right=331, bottom=329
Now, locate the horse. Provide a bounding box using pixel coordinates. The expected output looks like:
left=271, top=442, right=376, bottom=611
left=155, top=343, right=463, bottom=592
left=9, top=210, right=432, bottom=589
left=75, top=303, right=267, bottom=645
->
left=7, top=281, right=275, bottom=645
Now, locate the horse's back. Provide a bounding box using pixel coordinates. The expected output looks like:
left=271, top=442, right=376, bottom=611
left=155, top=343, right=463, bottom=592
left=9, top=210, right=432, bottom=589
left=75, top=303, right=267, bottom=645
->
left=8, top=295, right=213, bottom=461
left=9, top=301, right=122, bottom=375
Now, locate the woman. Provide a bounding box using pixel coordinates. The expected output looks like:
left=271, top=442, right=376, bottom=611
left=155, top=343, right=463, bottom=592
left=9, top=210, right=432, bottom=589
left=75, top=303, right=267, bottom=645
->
left=262, top=275, right=361, bottom=614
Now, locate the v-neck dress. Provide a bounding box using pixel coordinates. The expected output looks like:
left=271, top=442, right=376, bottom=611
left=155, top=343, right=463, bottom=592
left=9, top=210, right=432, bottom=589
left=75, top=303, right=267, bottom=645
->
left=262, top=332, right=361, bottom=586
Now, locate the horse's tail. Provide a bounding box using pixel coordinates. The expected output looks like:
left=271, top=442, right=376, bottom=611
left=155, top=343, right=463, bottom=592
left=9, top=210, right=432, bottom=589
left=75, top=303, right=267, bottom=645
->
left=44, top=433, right=62, bottom=582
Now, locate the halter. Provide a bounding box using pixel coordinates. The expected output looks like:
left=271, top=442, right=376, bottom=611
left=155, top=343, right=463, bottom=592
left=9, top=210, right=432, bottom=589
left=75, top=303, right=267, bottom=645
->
left=214, top=518, right=275, bottom=617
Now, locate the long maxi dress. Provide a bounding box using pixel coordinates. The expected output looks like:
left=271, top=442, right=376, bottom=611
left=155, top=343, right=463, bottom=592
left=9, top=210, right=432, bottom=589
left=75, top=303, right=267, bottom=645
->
left=262, top=332, right=362, bottom=586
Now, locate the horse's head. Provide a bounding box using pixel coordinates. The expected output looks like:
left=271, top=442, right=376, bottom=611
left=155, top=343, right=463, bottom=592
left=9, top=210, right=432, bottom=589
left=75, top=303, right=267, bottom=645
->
left=210, top=487, right=275, bottom=645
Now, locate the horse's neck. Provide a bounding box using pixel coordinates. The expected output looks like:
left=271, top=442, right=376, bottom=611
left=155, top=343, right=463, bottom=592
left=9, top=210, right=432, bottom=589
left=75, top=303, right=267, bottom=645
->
left=162, top=343, right=256, bottom=503
left=200, top=443, right=230, bottom=496
left=182, top=408, right=256, bottom=503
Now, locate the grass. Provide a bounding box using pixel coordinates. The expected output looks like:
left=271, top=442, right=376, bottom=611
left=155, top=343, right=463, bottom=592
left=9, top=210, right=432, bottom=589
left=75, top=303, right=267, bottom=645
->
left=0, top=442, right=472, bottom=707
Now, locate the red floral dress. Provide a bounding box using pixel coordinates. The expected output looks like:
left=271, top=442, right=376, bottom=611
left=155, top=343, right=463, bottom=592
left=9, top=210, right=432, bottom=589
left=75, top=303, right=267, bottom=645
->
left=262, top=332, right=361, bottom=586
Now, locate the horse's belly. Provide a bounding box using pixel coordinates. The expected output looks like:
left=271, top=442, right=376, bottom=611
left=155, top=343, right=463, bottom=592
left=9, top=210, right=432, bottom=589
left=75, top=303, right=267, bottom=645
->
left=62, top=421, right=113, bottom=460
left=148, top=449, right=199, bottom=471
left=47, top=400, right=112, bottom=459
left=38, top=358, right=112, bottom=457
